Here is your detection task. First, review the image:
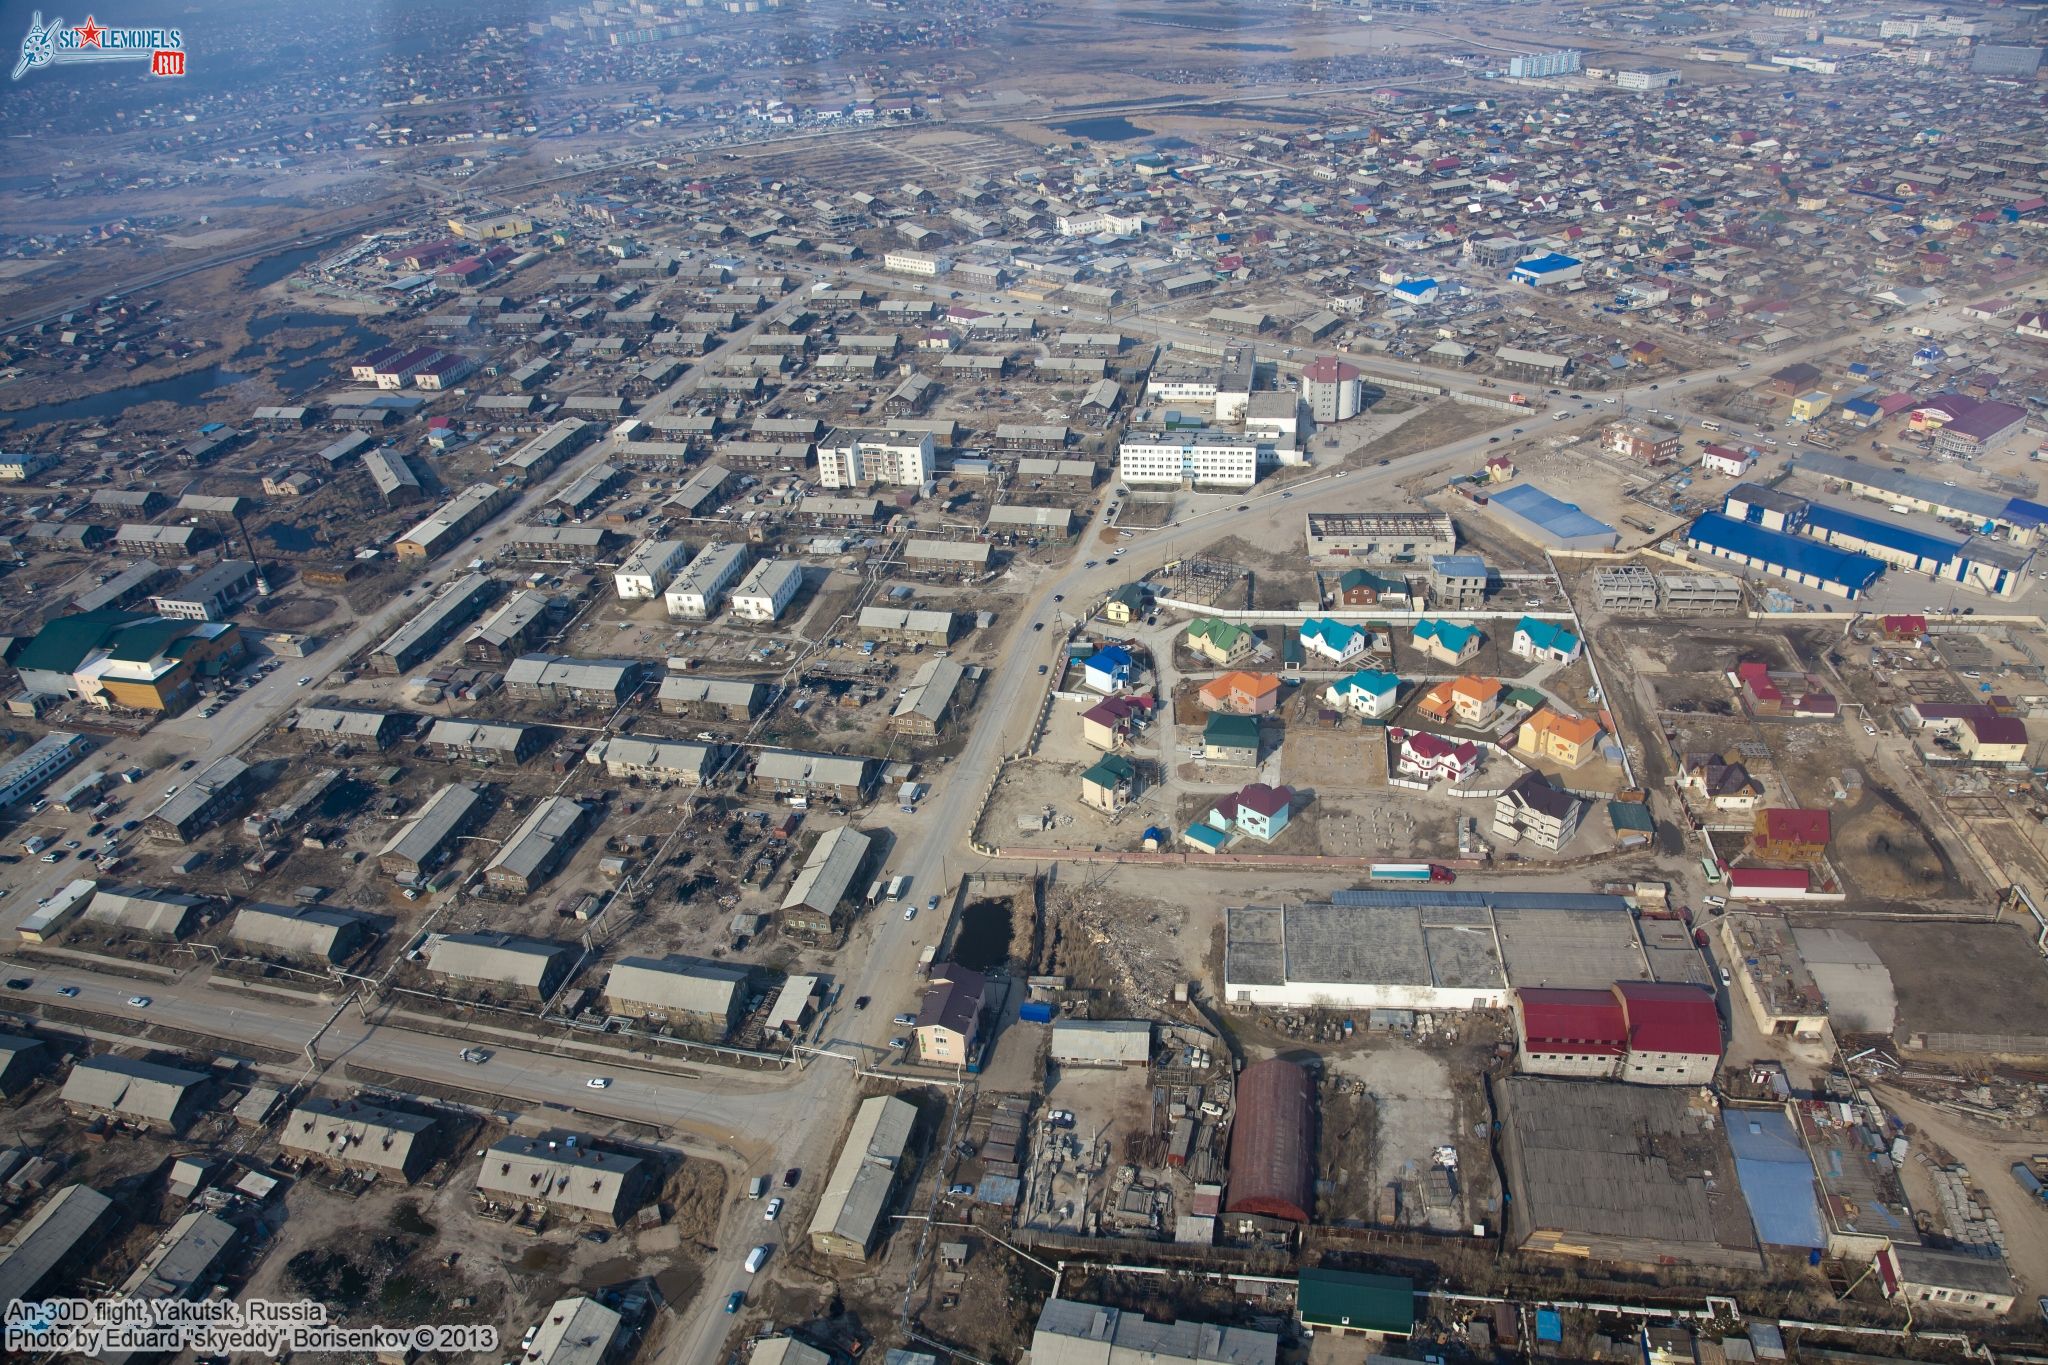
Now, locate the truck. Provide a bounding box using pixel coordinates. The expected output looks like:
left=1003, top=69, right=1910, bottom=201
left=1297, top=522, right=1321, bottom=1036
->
left=886, top=874, right=910, bottom=900
left=918, top=944, right=938, bottom=975
left=1369, top=863, right=1456, bottom=884
left=2013, top=1162, right=2045, bottom=1201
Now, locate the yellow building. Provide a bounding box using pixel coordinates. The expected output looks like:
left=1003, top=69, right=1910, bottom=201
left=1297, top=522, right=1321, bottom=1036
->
left=450, top=213, right=531, bottom=241
left=1791, top=390, right=1833, bottom=422
left=1515, top=707, right=1605, bottom=769
left=73, top=620, right=245, bottom=714
left=1103, top=584, right=1147, bottom=624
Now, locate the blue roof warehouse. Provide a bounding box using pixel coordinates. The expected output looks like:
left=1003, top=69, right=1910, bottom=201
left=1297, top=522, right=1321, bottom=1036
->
left=1685, top=513, right=1886, bottom=600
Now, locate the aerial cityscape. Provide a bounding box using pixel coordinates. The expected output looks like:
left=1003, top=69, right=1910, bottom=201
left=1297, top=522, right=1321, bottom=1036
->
left=8, top=0, right=2048, bottom=1362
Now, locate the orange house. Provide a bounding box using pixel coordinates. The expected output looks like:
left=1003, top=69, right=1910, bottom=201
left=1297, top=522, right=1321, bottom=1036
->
left=1417, top=675, right=1504, bottom=727
left=1198, top=670, right=1283, bottom=715
left=1515, top=707, right=1604, bottom=769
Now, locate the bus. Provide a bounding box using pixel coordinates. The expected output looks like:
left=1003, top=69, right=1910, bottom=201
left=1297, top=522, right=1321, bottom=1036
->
left=1700, top=855, right=1722, bottom=884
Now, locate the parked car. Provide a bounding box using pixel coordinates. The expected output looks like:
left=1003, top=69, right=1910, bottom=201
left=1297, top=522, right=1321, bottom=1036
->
left=783, top=1168, right=801, bottom=1188
left=726, top=1293, right=746, bottom=1315
left=893, top=1013, right=916, bottom=1025
left=58, top=986, right=79, bottom=997
left=127, top=996, right=151, bottom=1008
left=764, top=1197, right=784, bottom=1222
left=888, top=1037, right=909, bottom=1050
left=3, top=978, right=29, bottom=990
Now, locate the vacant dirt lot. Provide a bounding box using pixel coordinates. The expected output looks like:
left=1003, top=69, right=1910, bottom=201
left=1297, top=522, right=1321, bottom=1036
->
left=1851, top=918, right=2048, bottom=1041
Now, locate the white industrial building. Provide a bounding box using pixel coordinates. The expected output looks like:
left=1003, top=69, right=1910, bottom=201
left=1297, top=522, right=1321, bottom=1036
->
left=614, top=539, right=690, bottom=599
left=815, top=428, right=935, bottom=489
left=729, top=560, right=806, bottom=622
left=1223, top=889, right=1702, bottom=1011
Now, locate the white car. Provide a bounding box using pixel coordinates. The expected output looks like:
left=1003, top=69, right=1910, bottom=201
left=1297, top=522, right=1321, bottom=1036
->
left=127, top=996, right=151, bottom=1008
left=764, top=1197, right=784, bottom=1222
left=1864, top=723, right=1878, bottom=736
left=296, top=676, right=312, bottom=686
left=585, top=1077, right=611, bottom=1089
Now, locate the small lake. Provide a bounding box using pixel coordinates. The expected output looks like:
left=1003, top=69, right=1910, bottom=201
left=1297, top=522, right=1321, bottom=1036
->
left=243, top=242, right=329, bottom=290
left=0, top=364, right=253, bottom=429
left=239, top=312, right=388, bottom=395
left=1051, top=115, right=1156, bottom=142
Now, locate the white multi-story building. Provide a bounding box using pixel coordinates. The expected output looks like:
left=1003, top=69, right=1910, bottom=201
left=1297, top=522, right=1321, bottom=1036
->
left=1507, top=48, right=1581, bottom=77
left=728, top=559, right=806, bottom=622
left=1299, top=356, right=1364, bottom=422
left=1055, top=211, right=1145, bottom=237
left=1143, top=347, right=1255, bottom=424
left=614, top=539, right=690, bottom=600
left=665, top=542, right=752, bottom=619
left=883, top=251, right=951, bottom=277
left=1118, top=432, right=1260, bottom=490
left=1615, top=66, right=1680, bottom=90
left=815, top=428, right=936, bottom=489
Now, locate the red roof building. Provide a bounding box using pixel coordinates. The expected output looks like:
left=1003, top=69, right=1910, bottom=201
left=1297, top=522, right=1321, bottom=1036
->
left=1515, top=989, right=1627, bottom=1077
left=1613, top=983, right=1721, bottom=1085
left=1727, top=866, right=1813, bottom=898
left=1515, top=983, right=1721, bottom=1085
left=1753, top=808, right=1830, bottom=858
left=1225, top=1058, right=1314, bottom=1224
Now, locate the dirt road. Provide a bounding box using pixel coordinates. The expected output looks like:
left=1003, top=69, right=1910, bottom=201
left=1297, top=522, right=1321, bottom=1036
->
left=1877, top=1084, right=2048, bottom=1311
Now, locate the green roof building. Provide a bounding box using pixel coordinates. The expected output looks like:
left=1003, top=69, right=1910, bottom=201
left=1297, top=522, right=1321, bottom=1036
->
left=1080, top=754, right=1137, bottom=813
left=1186, top=616, right=1254, bottom=664
left=1202, top=712, right=1261, bottom=766
left=1296, top=1269, right=1415, bottom=1337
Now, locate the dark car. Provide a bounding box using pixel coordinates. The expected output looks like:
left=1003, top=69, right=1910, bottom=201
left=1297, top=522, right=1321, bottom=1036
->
left=1487, top=436, right=1500, bottom=443
left=179, top=759, right=197, bottom=772
left=3, top=978, right=29, bottom=990
left=854, top=995, right=870, bottom=1010
left=783, top=1168, right=800, bottom=1188
left=1650, top=383, right=1660, bottom=390
left=1032, top=622, right=1044, bottom=631
left=726, top=1292, right=746, bottom=1315
left=1235, top=504, right=1249, bottom=511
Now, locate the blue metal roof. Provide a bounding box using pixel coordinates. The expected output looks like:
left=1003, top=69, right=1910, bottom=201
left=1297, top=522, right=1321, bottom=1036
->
left=1803, top=502, right=1961, bottom=566
left=1491, top=483, right=1619, bottom=542
left=1687, top=513, right=1886, bottom=593
left=1726, top=1109, right=1824, bottom=1249
left=1513, top=252, right=1581, bottom=273
left=2005, top=497, right=2048, bottom=529
left=1330, top=889, right=1632, bottom=911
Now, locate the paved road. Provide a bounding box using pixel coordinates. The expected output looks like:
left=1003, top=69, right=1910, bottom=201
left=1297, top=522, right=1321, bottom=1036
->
left=0, top=962, right=804, bottom=1136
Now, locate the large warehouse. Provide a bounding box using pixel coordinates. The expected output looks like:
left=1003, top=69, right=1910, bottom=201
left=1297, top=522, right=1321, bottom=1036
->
left=1497, top=1077, right=1762, bottom=1270
left=1685, top=513, right=1885, bottom=599
left=1487, top=483, right=1619, bottom=551
left=1226, top=1058, right=1315, bottom=1224
left=1223, top=889, right=1706, bottom=1010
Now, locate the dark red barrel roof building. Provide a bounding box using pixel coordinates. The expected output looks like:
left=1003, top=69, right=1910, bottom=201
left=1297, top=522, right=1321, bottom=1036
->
left=1226, top=1057, right=1315, bottom=1223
